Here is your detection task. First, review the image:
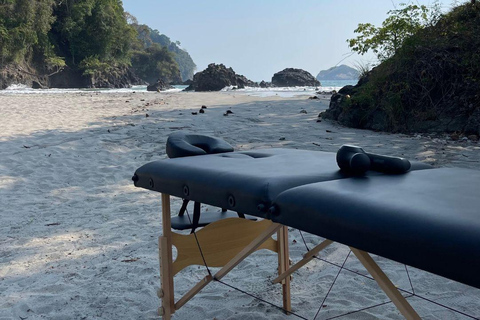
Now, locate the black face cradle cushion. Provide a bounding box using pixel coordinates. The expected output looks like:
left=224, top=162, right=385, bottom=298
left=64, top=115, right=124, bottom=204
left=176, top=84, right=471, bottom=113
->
left=271, top=168, right=480, bottom=289
left=166, top=131, right=234, bottom=158
left=133, top=148, right=432, bottom=219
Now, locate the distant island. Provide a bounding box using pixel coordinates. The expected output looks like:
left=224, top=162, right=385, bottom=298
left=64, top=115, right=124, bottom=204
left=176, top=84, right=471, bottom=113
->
left=316, top=65, right=359, bottom=80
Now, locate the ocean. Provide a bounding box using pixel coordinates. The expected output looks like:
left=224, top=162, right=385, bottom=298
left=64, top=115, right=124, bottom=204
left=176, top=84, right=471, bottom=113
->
left=1, top=79, right=357, bottom=97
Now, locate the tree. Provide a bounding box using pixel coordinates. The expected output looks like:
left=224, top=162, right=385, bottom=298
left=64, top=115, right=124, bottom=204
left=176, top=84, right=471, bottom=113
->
left=51, top=0, right=135, bottom=68
left=348, top=2, right=442, bottom=62
left=130, top=44, right=182, bottom=84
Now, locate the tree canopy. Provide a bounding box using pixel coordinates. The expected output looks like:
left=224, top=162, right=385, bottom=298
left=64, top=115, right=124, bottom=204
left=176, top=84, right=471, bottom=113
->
left=347, top=2, right=442, bottom=62
left=0, top=0, right=195, bottom=86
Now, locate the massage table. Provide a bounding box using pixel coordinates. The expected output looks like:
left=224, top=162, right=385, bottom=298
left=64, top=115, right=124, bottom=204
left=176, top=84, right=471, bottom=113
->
left=133, top=134, right=452, bottom=319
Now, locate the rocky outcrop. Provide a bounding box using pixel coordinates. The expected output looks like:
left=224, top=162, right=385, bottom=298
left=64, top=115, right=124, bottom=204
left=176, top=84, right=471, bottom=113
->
left=1, top=64, right=143, bottom=90
left=185, top=63, right=257, bottom=91
left=147, top=79, right=173, bottom=91
left=271, top=68, right=320, bottom=87
left=259, top=80, right=273, bottom=88
left=0, top=64, right=48, bottom=89
left=85, top=67, right=143, bottom=89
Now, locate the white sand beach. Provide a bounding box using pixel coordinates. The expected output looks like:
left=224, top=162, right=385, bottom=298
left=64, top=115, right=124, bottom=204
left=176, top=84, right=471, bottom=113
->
left=1, top=91, right=480, bottom=320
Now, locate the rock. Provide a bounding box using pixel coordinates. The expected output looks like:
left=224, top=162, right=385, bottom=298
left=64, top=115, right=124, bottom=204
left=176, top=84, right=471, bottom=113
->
left=0, top=64, right=49, bottom=90
left=201, top=105, right=207, bottom=109
left=308, top=96, right=319, bottom=99
left=199, top=109, right=205, bottom=114
left=271, top=68, right=320, bottom=87
left=323, top=85, right=364, bottom=128
left=32, top=81, right=46, bottom=89
left=182, top=79, right=193, bottom=85
left=300, top=110, right=307, bottom=114
left=450, top=132, right=460, bottom=141
left=259, top=80, right=273, bottom=88
left=468, top=134, right=479, bottom=141
left=48, top=65, right=144, bottom=89
left=147, top=79, right=173, bottom=92
left=185, top=63, right=257, bottom=91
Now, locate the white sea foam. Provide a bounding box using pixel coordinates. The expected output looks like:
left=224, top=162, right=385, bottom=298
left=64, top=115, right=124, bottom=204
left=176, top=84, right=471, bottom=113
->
left=1, top=82, right=351, bottom=97
left=223, top=85, right=344, bottom=98
left=0, top=84, right=188, bottom=95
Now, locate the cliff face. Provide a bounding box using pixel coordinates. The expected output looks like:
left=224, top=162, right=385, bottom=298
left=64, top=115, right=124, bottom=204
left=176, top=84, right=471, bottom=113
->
left=324, top=3, right=480, bottom=135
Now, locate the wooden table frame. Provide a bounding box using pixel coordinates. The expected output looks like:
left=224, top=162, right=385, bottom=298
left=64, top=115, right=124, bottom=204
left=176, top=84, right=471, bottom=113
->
left=158, top=194, right=291, bottom=319
left=156, top=193, right=420, bottom=319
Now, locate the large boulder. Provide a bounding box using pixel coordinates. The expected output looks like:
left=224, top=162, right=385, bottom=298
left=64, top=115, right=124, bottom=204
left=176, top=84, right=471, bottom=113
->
left=271, top=68, right=320, bottom=87
left=147, top=79, right=173, bottom=91
left=185, top=63, right=256, bottom=91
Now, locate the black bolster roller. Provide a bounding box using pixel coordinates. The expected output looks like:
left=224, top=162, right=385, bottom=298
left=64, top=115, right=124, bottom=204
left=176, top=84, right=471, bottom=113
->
left=166, top=131, right=234, bottom=158
left=336, top=144, right=411, bottom=174
left=336, top=145, right=371, bottom=175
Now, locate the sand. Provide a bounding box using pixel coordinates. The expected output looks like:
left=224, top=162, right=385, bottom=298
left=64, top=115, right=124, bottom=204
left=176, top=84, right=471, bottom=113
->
left=1, top=90, right=479, bottom=320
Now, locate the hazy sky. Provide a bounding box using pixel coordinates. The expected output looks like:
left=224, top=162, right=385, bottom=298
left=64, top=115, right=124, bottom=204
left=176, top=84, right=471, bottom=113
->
left=122, top=0, right=453, bottom=81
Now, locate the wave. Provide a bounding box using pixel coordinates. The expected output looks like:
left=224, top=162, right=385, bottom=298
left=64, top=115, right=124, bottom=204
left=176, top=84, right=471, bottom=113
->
left=0, top=84, right=187, bottom=95
left=222, top=85, right=345, bottom=98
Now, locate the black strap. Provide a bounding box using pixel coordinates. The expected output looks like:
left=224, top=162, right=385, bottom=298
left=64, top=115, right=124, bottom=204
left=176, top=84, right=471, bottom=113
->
left=191, top=201, right=201, bottom=233
left=178, top=199, right=189, bottom=216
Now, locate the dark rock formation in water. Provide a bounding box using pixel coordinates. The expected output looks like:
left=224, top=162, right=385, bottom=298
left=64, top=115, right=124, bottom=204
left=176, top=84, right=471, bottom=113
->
left=259, top=80, right=273, bottom=88
left=147, top=79, right=173, bottom=91
left=185, top=63, right=257, bottom=91
left=271, top=68, right=320, bottom=87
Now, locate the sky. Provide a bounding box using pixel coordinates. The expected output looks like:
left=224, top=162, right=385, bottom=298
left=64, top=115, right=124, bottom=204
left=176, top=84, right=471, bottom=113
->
left=122, top=0, right=454, bottom=82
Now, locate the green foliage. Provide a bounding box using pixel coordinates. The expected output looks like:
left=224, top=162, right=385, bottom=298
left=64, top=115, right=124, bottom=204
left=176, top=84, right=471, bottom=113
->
left=129, top=21, right=196, bottom=81
left=131, top=44, right=181, bottom=84
left=0, top=0, right=193, bottom=86
left=348, top=2, right=441, bottom=61
left=336, top=2, right=480, bottom=134
left=78, top=56, right=111, bottom=76
left=51, top=0, right=135, bottom=67
left=0, top=0, right=57, bottom=66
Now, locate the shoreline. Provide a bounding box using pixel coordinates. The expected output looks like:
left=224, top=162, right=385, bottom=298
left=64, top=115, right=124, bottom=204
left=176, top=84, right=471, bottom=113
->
left=1, top=91, right=479, bottom=319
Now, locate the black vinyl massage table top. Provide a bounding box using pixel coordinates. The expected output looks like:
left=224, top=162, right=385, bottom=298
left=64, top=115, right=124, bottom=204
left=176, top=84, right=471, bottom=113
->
left=272, top=168, right=480, bottom=289
left=133, top=148, right=431, bottom=219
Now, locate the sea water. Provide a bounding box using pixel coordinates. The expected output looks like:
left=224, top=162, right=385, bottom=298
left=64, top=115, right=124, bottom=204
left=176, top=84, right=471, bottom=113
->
left=1, top=80, right=357, bottom=97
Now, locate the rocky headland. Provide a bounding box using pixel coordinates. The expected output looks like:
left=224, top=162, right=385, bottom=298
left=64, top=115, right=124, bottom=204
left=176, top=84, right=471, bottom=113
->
left=324, top=3, right=480, bottom=136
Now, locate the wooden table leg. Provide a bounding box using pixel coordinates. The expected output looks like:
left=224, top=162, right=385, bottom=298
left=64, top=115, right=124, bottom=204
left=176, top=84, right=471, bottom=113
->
left=278, top=226, right=291, bottom=313
left=351, top=248, right=421, bottom=320
left=159, top=194, right=175, bottom=318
